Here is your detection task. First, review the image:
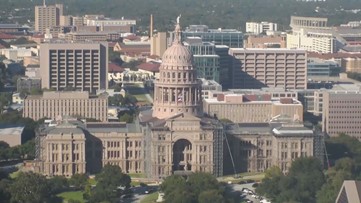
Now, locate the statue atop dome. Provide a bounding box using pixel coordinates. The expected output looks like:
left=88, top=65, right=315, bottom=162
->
left=176, top=14, right=181, bottom=24
left=174, top=14, right=182, bottom=44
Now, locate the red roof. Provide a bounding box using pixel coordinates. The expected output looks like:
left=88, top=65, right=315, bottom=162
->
left=137, top=62, right=160, bottom=72
left=123, top=35, right=140, bottom=41
left=32, top=34, right=44, bottom=39
left=109, top=63, right=125, bottom=73
left=0, top=33, right=16, bottom=40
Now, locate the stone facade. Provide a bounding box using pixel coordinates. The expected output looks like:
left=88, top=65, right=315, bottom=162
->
left=225, top=120, right=322, bottom=174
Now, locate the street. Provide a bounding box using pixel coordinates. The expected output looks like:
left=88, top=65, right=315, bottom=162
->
left=226, top=183, right=263, bottom=203
left=120, top=185, right=158, bottom=203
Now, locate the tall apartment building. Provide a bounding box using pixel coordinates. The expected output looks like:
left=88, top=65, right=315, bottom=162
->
left=23, top=91, right=108, bottom=122
left=287, top=30, right=336, bottom=53
left=40, top=42, right=108, bottom=93
left=35, top=3, right=63, bottom=33
left=184, top=37, right=220, bottom=82
left=203, top=93, right=303, bottom=123
left=230, top=48, right=307, bottom=89
left=246, top=22, right=278, bottom=35
left=322, top=91, right=361, bottom=139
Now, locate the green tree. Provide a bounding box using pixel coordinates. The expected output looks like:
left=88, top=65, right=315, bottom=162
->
left=317, top=158, right=356, bottom=203
left=198, top=189, right=225, bottom=203
left=9, top=172, right=50, bottom=203
left=119, top=113, right=133, bottom=123
left=48, top=175, right=69, bottom=194
left=161, top=173, right=225, bottom=203
left=69, top=173, right=89, bottom=190
left=257, top=158, right=325, bottom=203
left=0, top=179, right=11, bottom=203
left=89, top=164, right=131, bottom=203
left=108, top=94, right=124, bottom=106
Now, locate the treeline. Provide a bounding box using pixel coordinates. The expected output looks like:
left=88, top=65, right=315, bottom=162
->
left=1, top=0, right=361, bottom=31
left=0, top=164, right=131, bottom=203
left=256, top=134, right=361, bottom=203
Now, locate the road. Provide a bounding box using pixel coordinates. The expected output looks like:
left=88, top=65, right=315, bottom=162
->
left=120, top=185, right=158, bottom=203
left=226, top=183, right=263, bottom=203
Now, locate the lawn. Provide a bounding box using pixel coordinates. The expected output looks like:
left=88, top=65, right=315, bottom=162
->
left=88, top=178, right=97, bottom=186
left=57, top=191, right=84, bottom=203
left=9, top=170, right=21, bottom=179
left=140, top=192, right=158, bottom=203
left=129, top=173, right=146, bottom=178
left=124, top=84, right=152, bottom=104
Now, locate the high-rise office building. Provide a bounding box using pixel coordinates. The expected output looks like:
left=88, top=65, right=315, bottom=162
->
left=230, top=48, right=307, bottom=89
left=184, top=37, right=220, bottom=82
left=40, top=42, right=108, bottom=93
left=322, top=91, right=361, bottom=140
left=35, top=3, right=63, bottom=33
left=169, top=25, right=243, bottom=48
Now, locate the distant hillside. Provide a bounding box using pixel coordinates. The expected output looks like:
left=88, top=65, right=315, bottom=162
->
left=1, top=0, right=361, bottom=31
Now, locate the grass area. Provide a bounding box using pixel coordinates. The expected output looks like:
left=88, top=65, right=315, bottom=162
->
left=88, top=178, right=97, bottom=185
left=129, top=173, right=146, bottom=178
left=57, top=191, right=84, bottom=203
left=9, top=170, right=21, bottom=179
left=218, top=172, right=265, bottom=184
left=140, top=192, right=158, bottom=203
left=125, top=84, right=152, bottom=104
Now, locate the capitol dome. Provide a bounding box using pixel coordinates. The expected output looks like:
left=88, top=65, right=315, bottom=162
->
left=161, top=43, right=193, bottom=66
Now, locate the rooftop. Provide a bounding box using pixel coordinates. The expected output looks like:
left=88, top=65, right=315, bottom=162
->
left=0, top=126, right=24, bottom=135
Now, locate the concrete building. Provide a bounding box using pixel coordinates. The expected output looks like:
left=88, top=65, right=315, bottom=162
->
left=290, top=16, right=328, bottom=31
left=200, top=78, right=222, bottom=99
left=245, top=35, right=287, bottom=48
left=33, top=18, right=224, bottom=179
left=230, top=48, right=307, bottom=89
left=179, top=25, right=243, bottom=48
left=62, top=32, right=120, bottom=42
left=203, top=93, right=303, bottom=123
left=17, top=77, right=41, bottom=93
left=35, top=121, right=142, bottom=176
left=215, top=45, right=232, bottom=89
left=246, top=22, right=278, bottom=35
left=35, top=3, right=63, bottom=33
left=40, top=42, right=108, bottom=93
left=0, top=125, right=24, bottom=147
left=85, top=18, right=136, bottom=27
left=287, top=29, right=336, bottom=53
left=184, top=37, right=220, bottom=82
left=307, top=58, right=341, bottom=77
left=322, top=91, right=361, bottom=139
left=23, top=91, right=108, bottom=122
left=150, top=32, right=167, bottom=57
left=226, top=119, right=322, bottom=173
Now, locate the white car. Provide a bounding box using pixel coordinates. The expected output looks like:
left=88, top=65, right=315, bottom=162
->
left=260, top=199, right=271, bottom=203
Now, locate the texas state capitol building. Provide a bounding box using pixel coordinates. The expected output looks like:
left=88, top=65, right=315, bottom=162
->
left=34, top=18, right=224, bottom=179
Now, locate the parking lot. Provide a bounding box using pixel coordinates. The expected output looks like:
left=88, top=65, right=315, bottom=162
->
left=226, top=183, right=271, bottom=203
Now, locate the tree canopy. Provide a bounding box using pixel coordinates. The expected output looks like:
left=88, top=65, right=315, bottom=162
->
left=9, top=172, right=50, bottom=203
left=87, top=164, right=131, bottom=203
left=256, top=157, right=325, bottom=203
left=160, top=172, right=225, bottom=203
